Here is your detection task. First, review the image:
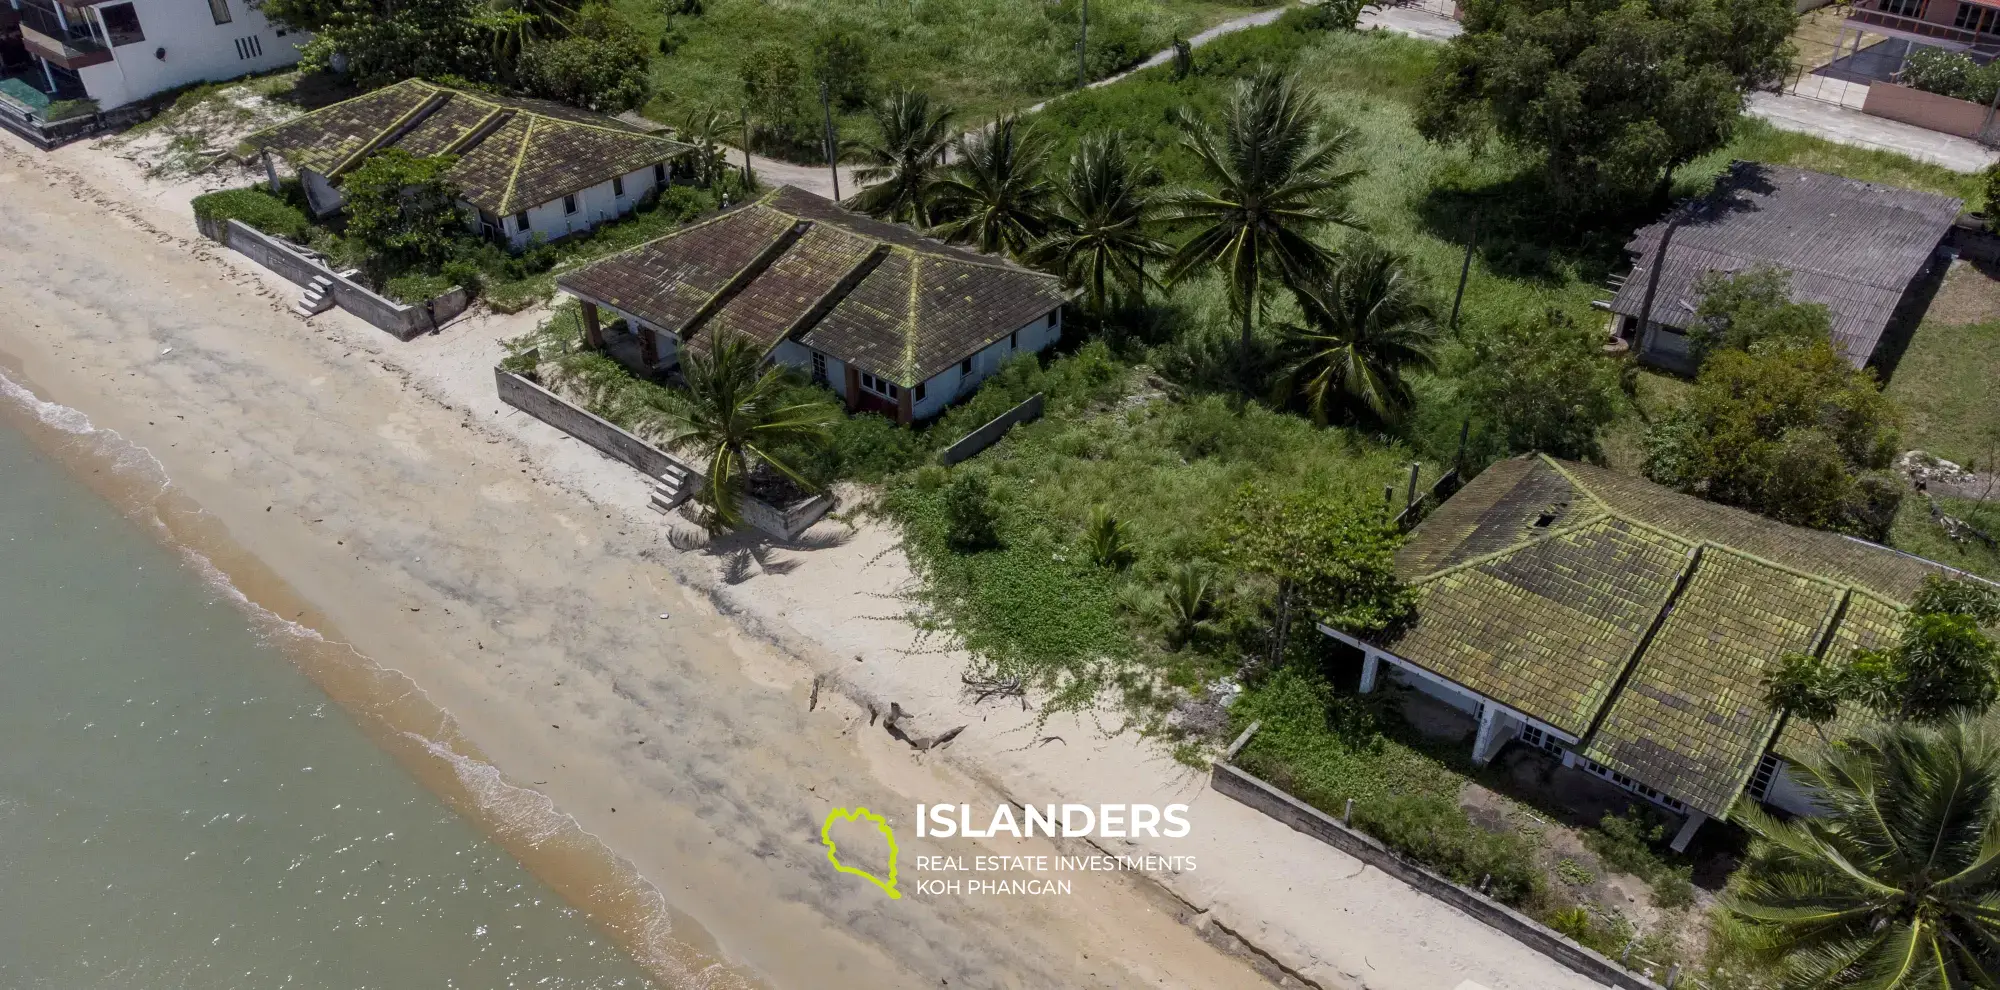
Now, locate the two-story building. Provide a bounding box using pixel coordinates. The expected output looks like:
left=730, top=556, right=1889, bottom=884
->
left=1844, top=0, right=2000, bottom=56
left=4, top=0, right=301, bottom=109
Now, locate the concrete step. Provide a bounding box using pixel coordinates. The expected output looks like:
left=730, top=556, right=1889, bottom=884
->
left=291, top=300, right=321, bottom=318
left=310, top=274, right=333, bottom=289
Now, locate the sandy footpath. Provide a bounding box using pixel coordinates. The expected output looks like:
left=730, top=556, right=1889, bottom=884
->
left=0, top=133, right=1606, bottom=990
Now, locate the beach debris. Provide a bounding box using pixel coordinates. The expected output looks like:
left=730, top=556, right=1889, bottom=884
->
left=882, top=702, right=965, bottom=752
left=160, top=347, right=172, bottom=355
left=808, top=674, right=824, bottom=712
left=658, top=613, right=670, bottom=619
left=961, top=673, right=1027, bottom=709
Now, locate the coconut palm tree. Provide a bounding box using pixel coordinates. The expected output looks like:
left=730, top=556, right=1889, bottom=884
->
left=848, top=89, right=956, bottom=226
left=646, top=332, right=836, bottom=532
left=1271, top=240, right=1439, bottom=423
left=1726, top=718, right=2000, bottom=988
left=1028, top=132, right=1170, bottom=314
left=676, top=107, right=739, bottom=189
left=929, top=115, right=1054, bottom=257
left=1161, top=68, right=1366, bottom=388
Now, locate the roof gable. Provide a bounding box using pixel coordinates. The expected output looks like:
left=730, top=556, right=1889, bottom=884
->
left=241, top=79, right=689, bottom=215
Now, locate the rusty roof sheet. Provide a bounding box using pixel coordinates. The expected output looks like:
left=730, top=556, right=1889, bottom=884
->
left=1609, top=161, right=1961, bottom=367
left=557, top=186, right=1067, bottom=384
left=1385, top=454, right=1966, bottom=818
left=241, top=79, right=689, bottom=215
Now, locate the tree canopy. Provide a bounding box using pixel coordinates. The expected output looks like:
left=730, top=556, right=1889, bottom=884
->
left=1766, top=577, right=2000, bottom=728
left=1416, top=0, right=1796, bottom=205
left=1222, top=484, right=1414, bottom=637
left=1687, top=266, right=1834, bottom=364
left=1449, top=309, right=1623, bottom=464
left=517, top=3, right=651, bottom=112
left=341, top=150, right=465, bottom=273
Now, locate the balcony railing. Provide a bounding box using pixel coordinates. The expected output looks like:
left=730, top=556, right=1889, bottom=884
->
left=15, top=1, right=112, bottom=69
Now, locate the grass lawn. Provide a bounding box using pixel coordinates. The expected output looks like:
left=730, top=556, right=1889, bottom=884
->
left=619, top=0, right=1267, bottom=142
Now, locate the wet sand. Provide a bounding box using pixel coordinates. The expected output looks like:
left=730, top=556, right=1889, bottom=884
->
left=0, top=138, right=1278, bottom=989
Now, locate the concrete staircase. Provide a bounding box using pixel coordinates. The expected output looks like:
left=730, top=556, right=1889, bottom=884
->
left=648, top=463, right=698, bottom=513
left=291, top=269, right=362, bottom=319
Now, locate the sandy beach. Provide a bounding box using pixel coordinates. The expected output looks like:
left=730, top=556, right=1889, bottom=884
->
left=0, top=129, right=1609, bottom=990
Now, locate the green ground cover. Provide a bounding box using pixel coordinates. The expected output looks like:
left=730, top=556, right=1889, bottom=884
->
left=620, top=0, right=1264, bottom=143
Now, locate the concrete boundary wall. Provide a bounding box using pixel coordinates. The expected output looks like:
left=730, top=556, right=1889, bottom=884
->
left=495, top=365, right=829, bottom=540
left=1209, top=763, right=1666, bottom=990
left=200, top=218, right=469, bottom=339
left=1861, top=83, right=1999, bottom=144
left=939, top=392, right=1044, bottom=465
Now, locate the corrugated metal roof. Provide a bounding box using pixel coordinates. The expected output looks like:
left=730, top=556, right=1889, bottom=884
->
left=1609, top=162, right=1961, bottom=366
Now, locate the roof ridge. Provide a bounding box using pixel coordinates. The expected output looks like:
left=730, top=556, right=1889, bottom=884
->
left=496, top=113, right=536, bottom=216
left=1409, top=509, right=1623, bottom=586
left=239, top=78, right=426, bottom=151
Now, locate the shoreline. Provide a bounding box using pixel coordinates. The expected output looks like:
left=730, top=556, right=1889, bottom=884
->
left=0, top=135, right=1286, bottom=990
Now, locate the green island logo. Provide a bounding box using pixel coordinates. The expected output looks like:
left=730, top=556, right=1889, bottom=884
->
left=821, top=807, right=901, bottom=900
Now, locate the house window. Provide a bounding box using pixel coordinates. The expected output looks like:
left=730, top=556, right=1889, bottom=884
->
left=915, top=382, right=926, bottom=402
left=1046, top=310, right=1057, bottom=328
left=654, top=162, right=667, bottom=186
left=811, top=351, right=827, bottom=384
left=563, top=194, right=578, bottom=215
left=233, top=34, right=262, bottom=59
left=960, top=357, right=972, bottom=376
left=1882, top=0, right=1923, bottom=14
left=1747, top=753, right=1782, bottom=802
left=1956, top=0, right=1998, bottom=32
left=612, top=175, right=625, bottom=197
left=513, top=210, right=529, bottom=231
left=208, top=0, right=231, bottom=24
left=1009, top=331, right=1017, bottom=349
left=1519, top=725, right=1566, bottom=757
left=98, top=2, right=143, bottom=45
left=858, top=372, right=898, bottom=399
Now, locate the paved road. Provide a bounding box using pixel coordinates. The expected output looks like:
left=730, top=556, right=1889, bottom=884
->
left=1745, top=90, right=1998, bottom=173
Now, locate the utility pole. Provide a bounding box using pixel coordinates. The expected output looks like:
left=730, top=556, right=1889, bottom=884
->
left=819, top=79, right=841, bottom=202
left=1077, top=0, right=1088, bottom=90
left=1448, top=209, right=1479, bottom=331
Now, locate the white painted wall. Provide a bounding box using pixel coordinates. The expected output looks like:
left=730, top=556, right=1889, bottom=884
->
left=75, top=0, right=302, bottom=109
left=1764, top=759, right=1830, bottom=817
left=503, top=165, right=662, bottom=250
left=908, top=306, right=1062, bottom=420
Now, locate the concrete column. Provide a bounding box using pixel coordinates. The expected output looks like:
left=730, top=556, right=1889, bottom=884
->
left=1359, top=652, right=1382, bottom=694
left=1471, top=705, right=1519, bottom=766
left=579, top=301, right=604, bottom=351
left=261, top=149, right=281, bottom=194
left=640, top=324, right=659, bottom=368
left=1669, top=810, right=1707, bottom=853
left=843, top=365, right=861, bottom=412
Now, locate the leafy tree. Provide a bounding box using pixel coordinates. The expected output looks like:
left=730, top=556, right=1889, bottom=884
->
left=1763, top=649, right=1848, bottom=731
left=1027, top=132, right=1169, bottom=314
left=677, top=107, right=740, bottom=188
left=739, top=40, right=818, bottom=152
left=648, top=332, right=836, bottom=531
left=1162, top=68, right=1366, bottom=387
left=1299, top=0, right=1374, bottom=31
left=1222, top=484, right=1414, bottom=637
left=930, top=116, right=1054, bottom=257
left=1643, top=340, right=1902, bottom=537
left=1451, top=309, right=1622, bottom=462
left=1727, top=718, right=2000, bottom=988
left=1084, top=505, right=1137, bottom=570
left=1272, top=240, right=1440, bottom=423
left=517, top=4, right=650, bottom=112
left=808, top=24, right=873, bottom=110
left=1767, top=577, right=2000, bottom=733
left=1687, top=266, right=1833, bottom=364
left=944, top=471, right=1002, bottom=551
left=284, top=0, right=490, bottom=87
left=342, top=150, right=465, bottom=271
left=849, top=89, right=957, bottom=225
left=1416, top=0, right=1795, bottom=206
left=472, top=0, right=574, bottom=70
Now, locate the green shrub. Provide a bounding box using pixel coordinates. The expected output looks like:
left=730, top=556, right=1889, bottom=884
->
left=1354, top=792, right=1545, bottom=903
left=1585, top=807, right=1697, bottom=909
left=384, top=271, right=455, bottom=303
left=829, top=412, right=929, bottom=481
left=944, top=471, right=1002, bottom=551
left=191, top=187, right=311, bottom=240
left=43, top=97, right=98, bottom=122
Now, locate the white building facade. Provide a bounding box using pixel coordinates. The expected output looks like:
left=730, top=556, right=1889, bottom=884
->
left=12, top=0, right=301, bottom=109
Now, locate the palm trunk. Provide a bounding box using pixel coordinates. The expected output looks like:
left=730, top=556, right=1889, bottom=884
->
left=1239, top=278, right=1257, bottom=397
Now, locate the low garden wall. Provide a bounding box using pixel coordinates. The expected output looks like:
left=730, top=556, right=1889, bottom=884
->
left=0, top=98, right=148, bottom=150
left=939, top=392, right=1045, bottom=465
left=198, top=218, right=469, bottom=340
left=1860, top=82, right=1999, bottom=144
left=495, top=365, right=830, bottom=541
left=1210, top=760, right=1667, bottom=990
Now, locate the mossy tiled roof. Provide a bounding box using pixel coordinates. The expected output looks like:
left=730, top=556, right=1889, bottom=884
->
left=1388, top=455, right=1959, bottom=819
left=556, top=186, right=1067, bottom=385
left=240, top=79, right=689, bottom=215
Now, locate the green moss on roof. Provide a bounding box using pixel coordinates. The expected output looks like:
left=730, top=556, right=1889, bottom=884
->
left=240, top=79, right=690, bottom=216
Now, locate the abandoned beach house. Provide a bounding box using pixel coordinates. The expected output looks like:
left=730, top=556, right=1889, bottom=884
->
left=1322, top=454, right=1966, bottom=851
left=238, top=78, right=691, bottom=251
left=1608, top=162, right=1961, bottom=373
left=557, top=185, right=1070, bottom=424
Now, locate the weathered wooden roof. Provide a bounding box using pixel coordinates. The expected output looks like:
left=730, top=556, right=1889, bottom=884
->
left=239, top=79, right=690, bottom=216
left=1609, top=162, right=1961, bottom=366
left=1387, top=454, right=1960, bottom=818
left=557, top=186, right=1067, bottom=385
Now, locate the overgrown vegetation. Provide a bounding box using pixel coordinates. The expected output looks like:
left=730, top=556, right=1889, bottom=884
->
left=191, top=187, right=312, bottom=240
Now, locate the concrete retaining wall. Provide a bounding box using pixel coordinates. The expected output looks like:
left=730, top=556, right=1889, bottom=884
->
left=495, top=365, right=827, bottom=540
left=1861, top=82, right=1998, bottom=143
left=1210, top=763, right=1665, bottom=990
left=201, top=218, right=469, bottom=339
left=938, top=392, right=1045, bottom=466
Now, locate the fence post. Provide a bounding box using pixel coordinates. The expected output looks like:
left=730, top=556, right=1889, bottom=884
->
left=1405, top=462, right=1420, bottom=510
left=1341, top=798, right=1353, bottom=825
left=1383, top=484, right=1393, bottom=507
